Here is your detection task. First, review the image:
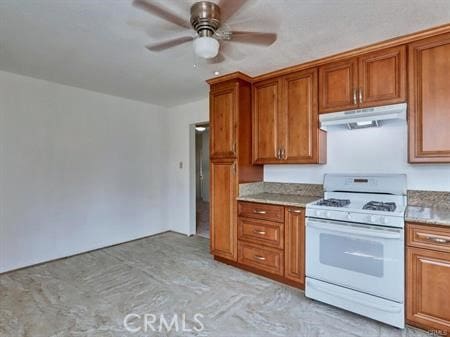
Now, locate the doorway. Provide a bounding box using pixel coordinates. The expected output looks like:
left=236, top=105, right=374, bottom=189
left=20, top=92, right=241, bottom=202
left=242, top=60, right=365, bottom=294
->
left=195, top=123, right=210, bottom=238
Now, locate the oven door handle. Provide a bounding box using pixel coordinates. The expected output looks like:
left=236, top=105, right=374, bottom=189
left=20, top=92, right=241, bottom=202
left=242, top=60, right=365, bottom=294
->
left=306, top=220, right=403, bottom=240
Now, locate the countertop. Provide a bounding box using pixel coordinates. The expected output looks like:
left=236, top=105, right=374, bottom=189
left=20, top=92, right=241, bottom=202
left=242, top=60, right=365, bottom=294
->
left=237, top=193, right=321, bottom=208
left=238, top=193, right=450, bottom=227
left=405, top=206, right=450, bottom=227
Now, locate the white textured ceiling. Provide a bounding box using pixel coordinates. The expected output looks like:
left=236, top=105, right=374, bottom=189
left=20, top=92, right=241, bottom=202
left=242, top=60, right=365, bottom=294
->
left=0, top=0, right=449, bottom=107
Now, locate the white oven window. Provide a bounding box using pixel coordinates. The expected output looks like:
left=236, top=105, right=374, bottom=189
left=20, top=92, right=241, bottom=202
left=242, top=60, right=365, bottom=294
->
left=319, top=233, right=384, bottom=277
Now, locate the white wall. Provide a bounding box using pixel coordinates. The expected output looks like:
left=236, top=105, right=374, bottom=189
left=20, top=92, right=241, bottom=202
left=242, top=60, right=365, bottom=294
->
left=165, top=99, right=209, bottom=235
left=265, top=120, right=450, bottom=191
left=0, top=71, right=169, bottom=273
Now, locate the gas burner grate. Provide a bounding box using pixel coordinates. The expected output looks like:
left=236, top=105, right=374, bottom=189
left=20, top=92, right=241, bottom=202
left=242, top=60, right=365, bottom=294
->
left=363, top=201, right=397, bottom=212
left=316, top=198, right=351, bottom=208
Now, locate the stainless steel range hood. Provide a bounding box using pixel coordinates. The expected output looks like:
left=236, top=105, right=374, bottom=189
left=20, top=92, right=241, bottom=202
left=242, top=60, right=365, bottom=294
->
left=319, top=103, right=407, bottom=130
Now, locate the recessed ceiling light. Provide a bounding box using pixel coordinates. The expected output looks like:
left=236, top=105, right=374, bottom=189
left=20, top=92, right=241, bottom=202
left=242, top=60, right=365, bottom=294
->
left=213, top=71, right=220, bottom=76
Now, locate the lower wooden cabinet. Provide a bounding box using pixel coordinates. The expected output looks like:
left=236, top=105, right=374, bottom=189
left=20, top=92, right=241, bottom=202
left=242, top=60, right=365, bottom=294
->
left=284, top=207, right=306, bottom=286
left=238, top=241, right=284, bottom=276
left=407, top=223, right=450, bottom=334
left=210, top=159, right=237, bottom=261
left=225, top=201, right=306, bottom=288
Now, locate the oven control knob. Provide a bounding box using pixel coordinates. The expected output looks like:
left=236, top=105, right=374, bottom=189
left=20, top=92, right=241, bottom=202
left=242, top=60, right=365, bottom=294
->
left=346, top=213, right=352, bottom=220
left=381, top=216, right=388, bottom=225
left=370, top=215, right=380, bottom=223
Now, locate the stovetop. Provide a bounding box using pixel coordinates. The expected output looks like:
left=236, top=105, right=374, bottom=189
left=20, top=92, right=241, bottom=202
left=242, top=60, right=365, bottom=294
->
left=316, top=198, right=351, bottom=208
left=306, top=194, right=407, bottom=228
left=315, top=198, right=399, bottom=212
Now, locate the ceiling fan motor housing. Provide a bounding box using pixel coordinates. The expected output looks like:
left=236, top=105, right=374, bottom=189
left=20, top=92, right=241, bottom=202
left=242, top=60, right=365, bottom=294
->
left=190, top=1, right=221, bottom=38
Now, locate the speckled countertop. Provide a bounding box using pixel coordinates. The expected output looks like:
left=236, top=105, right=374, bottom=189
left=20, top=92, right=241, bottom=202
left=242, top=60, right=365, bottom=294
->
left=237, top=193, right=321, bottom=208
left=405, top=206, right=450, bottom=227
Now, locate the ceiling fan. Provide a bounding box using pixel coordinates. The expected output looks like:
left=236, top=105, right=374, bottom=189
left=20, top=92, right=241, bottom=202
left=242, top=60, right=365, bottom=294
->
left=132, top=0, right=277, bottom=62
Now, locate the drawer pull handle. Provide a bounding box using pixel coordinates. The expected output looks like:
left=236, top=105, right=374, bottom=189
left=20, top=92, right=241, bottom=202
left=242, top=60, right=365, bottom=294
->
left=288, top=209, right=302, bottom=214
left=427, top=236, right=449, bottom=244
left=254, top=255, right=266, bottom=261
left=253, top=210, right=267, bottom=214
left=253, top=230, right=266, bottom=235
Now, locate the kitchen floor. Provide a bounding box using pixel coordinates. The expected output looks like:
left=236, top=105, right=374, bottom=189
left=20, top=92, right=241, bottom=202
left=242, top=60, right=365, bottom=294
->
left=0, top=232, right=428, bottom=337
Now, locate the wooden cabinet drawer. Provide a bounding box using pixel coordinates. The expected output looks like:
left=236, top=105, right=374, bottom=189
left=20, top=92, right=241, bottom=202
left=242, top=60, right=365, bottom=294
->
left=407, top=223, right=450, bottom=253
left=238, top=217, right=284, bottom=249
left=238, top=202, right=284, bottom=223
left=238, top=241, right=284, bottom=276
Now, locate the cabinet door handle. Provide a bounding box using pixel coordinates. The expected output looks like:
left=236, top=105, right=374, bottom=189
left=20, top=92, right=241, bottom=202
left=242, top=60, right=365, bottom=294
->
left=353, top=88, right=357, bottom=105
left=253, top=230, right=267, bottom=235
left=232, top=142, right=236, bottom=154
left=359, top=88, right=363, bottom=104
left=254, top=255, right=266, bottom=261
left=253, top=210, right=267, bottom=214
left=426, top=236, right=449, bottom=244
left=288, top=209, right=303, bottom=214
left=277, top=148, right=281, bottom=160
left=281, top=148, right=287, bottom=160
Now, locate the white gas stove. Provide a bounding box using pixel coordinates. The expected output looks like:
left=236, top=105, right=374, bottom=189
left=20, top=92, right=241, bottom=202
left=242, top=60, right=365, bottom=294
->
left=305, top=174, right=407, bottom=329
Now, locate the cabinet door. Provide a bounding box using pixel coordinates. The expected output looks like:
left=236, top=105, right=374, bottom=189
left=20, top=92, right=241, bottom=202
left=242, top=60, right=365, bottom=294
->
left=210, top=85, right=237, bottom=158
left=358, top=46, right=406, bottom=108
left=319, top=58, right=358, bottom=113
left=409, top=33, right=450, bottom=163
left=210, top=159, right=237, bottom=261
left=407, top=247, right=450, bottom=333
left=284, top=207, right=305, bottom=286
left=252, top=78, right=281, bottom=163
left=281, top=68, right=319, bottom=163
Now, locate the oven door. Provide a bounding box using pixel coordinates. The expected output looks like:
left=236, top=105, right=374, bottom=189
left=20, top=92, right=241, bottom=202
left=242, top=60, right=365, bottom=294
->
left=306, top=217, right=404, bottom=302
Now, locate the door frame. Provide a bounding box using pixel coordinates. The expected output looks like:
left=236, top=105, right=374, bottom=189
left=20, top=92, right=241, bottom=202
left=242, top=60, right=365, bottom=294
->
left=189, top=122, right=210, bottom=236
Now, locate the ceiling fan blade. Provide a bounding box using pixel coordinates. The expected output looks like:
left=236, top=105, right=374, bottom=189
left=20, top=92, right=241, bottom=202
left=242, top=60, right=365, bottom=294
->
left=230, top=31, right=277, bottom=46
left=207, top=52, right=225, bottom=64
left=146, top=36, right=194, bottom=51
left=133, top=0, right=191, bottom=29
left=218, top=0, right=248, bottom=22
left=220, top=42, right=246, bottom=61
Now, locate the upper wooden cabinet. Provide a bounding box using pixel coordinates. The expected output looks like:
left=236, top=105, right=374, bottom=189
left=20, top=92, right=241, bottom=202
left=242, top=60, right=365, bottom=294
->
left=253, top=68, right=326, bottom=164
left=281, top=69, right=324, bottom=163
left=319, top=58, right=358, bottom=113
left=319, top=46, right=406, bottom=113
left=358, top=46, right=406, bottom=108
left=210, top=83, right=237, bottom=158
left=408, top=33, right=450, bottom=163
left=252, top=78, right=281, bottom=163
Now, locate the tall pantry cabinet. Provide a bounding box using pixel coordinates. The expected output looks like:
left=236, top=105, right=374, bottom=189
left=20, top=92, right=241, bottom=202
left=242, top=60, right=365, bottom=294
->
left=208, top=73, right=263, bottom=262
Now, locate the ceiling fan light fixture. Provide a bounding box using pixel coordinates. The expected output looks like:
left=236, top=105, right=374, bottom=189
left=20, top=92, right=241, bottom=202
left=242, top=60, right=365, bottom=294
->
left=193, top=36, right=219, bottom=59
